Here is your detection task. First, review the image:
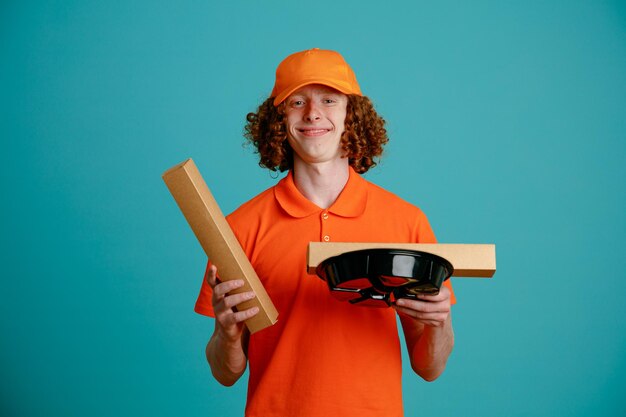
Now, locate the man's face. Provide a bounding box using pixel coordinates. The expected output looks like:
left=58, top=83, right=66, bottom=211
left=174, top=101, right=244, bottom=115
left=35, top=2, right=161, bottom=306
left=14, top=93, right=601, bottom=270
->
left=283, top=84, right=348, bottom=167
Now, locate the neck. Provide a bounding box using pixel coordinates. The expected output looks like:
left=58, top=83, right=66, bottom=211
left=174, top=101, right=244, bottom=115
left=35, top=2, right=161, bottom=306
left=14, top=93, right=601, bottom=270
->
left=292, top=158, right=350, bottom=209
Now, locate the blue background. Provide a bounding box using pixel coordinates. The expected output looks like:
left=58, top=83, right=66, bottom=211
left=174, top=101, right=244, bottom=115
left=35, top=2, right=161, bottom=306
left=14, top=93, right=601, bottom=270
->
left=2, top=1, right=625, bottom=416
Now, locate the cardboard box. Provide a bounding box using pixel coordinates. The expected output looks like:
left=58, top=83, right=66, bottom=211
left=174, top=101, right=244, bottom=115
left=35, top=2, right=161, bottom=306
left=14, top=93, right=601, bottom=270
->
left=163, top=159, right=278, bottom=333
left=307, top=242, right=496, bottom=278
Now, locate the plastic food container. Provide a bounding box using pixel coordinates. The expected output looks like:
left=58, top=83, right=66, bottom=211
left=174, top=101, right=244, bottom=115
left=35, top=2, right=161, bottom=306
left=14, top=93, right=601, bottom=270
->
left=315, top=249, right=453, bottom=307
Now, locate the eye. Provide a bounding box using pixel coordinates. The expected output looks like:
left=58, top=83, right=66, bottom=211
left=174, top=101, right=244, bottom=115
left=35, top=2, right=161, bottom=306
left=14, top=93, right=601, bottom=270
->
left=323, top=95, right=344, bottom=105
left=289, top=99, right=305, bottom=107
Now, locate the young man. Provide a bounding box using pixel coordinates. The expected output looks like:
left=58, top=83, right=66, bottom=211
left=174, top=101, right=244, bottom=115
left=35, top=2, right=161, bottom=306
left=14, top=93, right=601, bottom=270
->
left=195, top=48, right=455, bottom=417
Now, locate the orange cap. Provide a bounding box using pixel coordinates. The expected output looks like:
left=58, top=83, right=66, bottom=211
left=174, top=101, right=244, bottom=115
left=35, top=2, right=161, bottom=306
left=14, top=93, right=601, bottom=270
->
left=271, top=48, right=362, bottom=106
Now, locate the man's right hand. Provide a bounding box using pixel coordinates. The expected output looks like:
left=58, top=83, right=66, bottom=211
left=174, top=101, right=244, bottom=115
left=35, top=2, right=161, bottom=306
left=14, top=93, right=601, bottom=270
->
left=206, top=264, right=259, bottom=343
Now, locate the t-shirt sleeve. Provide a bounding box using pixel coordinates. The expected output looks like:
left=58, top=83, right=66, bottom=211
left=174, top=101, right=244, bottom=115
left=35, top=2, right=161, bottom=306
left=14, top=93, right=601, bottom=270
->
left=194, top=261, right=215, bottom=317
left=416, top=209, right=457, bottom=306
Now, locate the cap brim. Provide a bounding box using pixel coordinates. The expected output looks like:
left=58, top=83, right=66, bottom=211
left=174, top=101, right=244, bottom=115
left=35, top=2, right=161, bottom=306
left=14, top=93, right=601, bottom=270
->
left=273, top=79, right=361, bottom=106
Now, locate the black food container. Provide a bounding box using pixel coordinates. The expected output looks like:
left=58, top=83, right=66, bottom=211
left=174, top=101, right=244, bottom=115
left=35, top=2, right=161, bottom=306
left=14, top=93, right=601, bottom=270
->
left=315, top=249, right=454, bottom=307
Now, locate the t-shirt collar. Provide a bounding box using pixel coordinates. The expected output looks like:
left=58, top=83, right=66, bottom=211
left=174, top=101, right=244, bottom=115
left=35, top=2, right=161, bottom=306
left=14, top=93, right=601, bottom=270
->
left=274, top=167, right=368, bottom=218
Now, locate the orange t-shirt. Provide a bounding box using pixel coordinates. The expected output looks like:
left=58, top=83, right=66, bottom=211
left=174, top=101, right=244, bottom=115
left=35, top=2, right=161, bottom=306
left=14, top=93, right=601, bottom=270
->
left=195, top=167, right=455, bottom=417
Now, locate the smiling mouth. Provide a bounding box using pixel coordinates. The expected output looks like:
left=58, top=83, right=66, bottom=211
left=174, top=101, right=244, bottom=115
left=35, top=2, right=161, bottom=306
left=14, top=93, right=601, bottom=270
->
left=298, top=128, right=331, bottom=136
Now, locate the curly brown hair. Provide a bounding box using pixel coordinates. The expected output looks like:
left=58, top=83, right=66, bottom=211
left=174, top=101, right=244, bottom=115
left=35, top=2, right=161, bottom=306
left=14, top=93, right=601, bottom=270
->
left=244, top=95, right=388, bottom=174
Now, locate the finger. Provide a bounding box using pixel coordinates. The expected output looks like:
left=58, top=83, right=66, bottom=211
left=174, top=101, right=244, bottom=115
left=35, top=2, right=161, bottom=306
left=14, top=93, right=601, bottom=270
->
left=395, top=298, right=450, bottom=314
left=217, top=306, right=260, bottom=327
left=212, top=280, right=244, bottom=307
left=213, top=279, right=245, bottom=299
left=393, top=306, right=449, bottom=325
left=205, top=265, right=218, bottom=288
left=222, top=291, right=256, bottom=310
left=231, top=306, right=260, bottom=323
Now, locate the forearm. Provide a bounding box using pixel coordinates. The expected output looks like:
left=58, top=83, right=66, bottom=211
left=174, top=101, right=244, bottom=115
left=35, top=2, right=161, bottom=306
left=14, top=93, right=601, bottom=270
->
left=410, top=316, right=454, bottom=381
left=205, top=326, right=248, bottom=386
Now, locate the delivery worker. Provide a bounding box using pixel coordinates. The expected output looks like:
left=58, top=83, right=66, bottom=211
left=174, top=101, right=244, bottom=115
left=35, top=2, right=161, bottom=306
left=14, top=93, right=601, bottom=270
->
left=194, top=48, right=455, bottom=417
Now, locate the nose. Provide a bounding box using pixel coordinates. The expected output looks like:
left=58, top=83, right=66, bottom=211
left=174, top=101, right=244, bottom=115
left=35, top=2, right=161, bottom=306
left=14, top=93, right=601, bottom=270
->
left=304, top=102, right=321, bottom=122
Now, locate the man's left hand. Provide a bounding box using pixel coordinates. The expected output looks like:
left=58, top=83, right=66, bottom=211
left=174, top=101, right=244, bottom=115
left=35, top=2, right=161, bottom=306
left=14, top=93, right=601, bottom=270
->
left=393, top=285, right=452, bottom=328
